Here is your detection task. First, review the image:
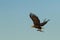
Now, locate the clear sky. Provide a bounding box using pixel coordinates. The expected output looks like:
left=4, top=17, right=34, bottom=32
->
left=0, top=0, right=60, bottom=40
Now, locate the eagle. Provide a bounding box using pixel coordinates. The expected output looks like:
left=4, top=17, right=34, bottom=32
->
left=29, top=13, right=49, bottom=32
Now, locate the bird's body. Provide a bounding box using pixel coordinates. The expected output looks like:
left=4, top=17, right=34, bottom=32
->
left=29, top=13, right=49, bottom=32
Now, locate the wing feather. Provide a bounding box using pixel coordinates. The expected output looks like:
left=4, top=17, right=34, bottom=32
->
left=40, top=19, right=50, bottom=26
left=29, top=13, right=40, bottom=25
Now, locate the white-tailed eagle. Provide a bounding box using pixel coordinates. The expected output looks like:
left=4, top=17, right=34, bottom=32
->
left=29, top=13, right=49, bottom=32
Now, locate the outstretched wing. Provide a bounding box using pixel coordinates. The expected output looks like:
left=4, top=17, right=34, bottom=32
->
left=29, top=13, right=40, bottom=25
left=40, top=19, right=50, bottom=26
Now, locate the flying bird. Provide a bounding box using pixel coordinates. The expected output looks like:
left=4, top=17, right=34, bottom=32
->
left=29, top=13, right=50, bottom=32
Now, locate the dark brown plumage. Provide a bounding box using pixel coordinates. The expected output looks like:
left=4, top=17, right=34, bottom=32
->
left=29, top=13, right=49, bottom=32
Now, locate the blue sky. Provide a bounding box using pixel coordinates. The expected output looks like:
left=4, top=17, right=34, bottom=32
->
left=0, top=0, right=60, bottom=40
